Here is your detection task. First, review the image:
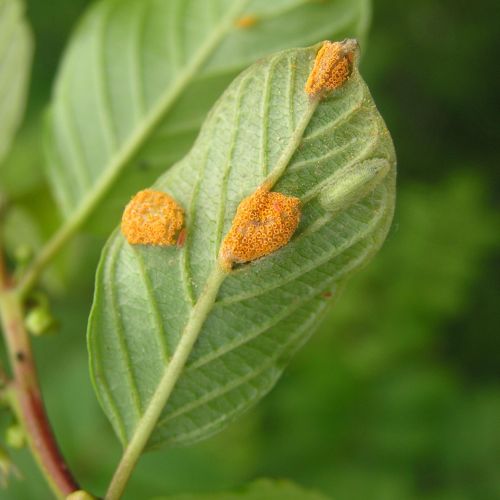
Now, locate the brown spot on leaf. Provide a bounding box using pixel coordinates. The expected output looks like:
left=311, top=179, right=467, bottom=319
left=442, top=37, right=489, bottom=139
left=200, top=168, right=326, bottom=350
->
left=176, top=228, right=187, bottom=248
left=121, top=189, right=184, bottom=246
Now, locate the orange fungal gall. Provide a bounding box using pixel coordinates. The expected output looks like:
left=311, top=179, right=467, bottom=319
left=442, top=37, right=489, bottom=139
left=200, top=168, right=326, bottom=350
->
left=235, top=15, right=258, bottom=28
left=219, top=186, right=301, bottom=270
left=121, top=189, right=184, bottom=246
left=305, top=39, right=358, bottom=96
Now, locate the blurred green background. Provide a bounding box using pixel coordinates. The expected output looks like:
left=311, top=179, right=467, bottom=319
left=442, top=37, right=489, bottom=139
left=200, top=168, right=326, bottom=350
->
left=1, top=0, right=499, bottom=498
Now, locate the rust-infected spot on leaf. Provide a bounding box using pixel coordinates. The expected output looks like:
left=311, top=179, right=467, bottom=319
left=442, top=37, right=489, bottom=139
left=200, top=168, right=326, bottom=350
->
left=176, top=227, right=187, bottom=248
left=235, top=15, right=258, bottom=28
left=121, top=189, right=184, bottom=246
left=305, top=39, right=358, bottom=97
left=220, top=186, right=301, bottom=270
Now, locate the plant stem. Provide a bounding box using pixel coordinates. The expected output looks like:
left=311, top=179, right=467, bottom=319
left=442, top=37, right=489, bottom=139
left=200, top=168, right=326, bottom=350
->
left=0, top=250, right=78, bottom=498
left=105, top=265, right=227, bottom=500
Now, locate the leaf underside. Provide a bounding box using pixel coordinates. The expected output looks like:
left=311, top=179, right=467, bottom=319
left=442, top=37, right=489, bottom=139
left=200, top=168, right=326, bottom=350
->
left=88, top=44, right=396, bottom=451
left=0, top=0, right=32, bottom=164
left=44, top=0, right=370, bottom=233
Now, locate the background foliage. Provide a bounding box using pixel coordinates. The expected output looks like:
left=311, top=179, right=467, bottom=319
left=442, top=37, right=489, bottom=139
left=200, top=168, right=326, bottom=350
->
left=0, top=0, right=498, bottom=499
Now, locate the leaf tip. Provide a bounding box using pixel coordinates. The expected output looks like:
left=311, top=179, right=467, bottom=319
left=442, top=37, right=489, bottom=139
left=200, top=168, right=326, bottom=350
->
left=219, top=186, right=301, bottom=270
left=121, top=189, right=184, bottom=246
left=304, top=39, right=359, bottom=97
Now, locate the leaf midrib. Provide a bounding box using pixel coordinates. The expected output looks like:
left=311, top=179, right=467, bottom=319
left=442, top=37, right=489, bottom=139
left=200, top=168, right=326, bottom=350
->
left=59, top=0, right=250, bottom=232
left=214, top=183, right=389, bottom=307
left=54, top=0, right=366, bottom=220
left=123, top=74, right=351, bottom=442
left=16, top=0, right=252, bottom=299
left=105, top=78, right=324, bottom=497
left=181, top=186, right=390, bottom=375
left=155, top=194, right=391, bottom=430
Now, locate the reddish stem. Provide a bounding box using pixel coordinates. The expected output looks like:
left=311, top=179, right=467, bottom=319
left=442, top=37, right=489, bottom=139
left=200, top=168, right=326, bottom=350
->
left=0, top=251, right=78, bottom=497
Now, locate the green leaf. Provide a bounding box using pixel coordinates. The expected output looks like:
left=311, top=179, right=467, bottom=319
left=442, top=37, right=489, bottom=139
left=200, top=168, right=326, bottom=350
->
left=88, top=43, right=395, bottom=453
left=0, top=0, right=32, bottom=164
left=45, top=0, right=370, bottom=233
left=155, top=478, right=330, bottom=500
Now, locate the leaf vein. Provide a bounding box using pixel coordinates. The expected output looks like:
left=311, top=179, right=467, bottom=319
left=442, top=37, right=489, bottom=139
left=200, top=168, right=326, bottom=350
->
left=187, top=199, right=389, bottom=379
left=302, top=89, right=366, bottom=142
left=259, top=56, right=277, bottom=176
left=288, top=136, right=358, bottom=172
left=157, top=297, right=325, bottom=435
left=301, top=119, right=383, bottom=202
left=287, top=52, right=297, bottom=132
left=131, top=247, right=170, bottom=364
left=216, top=184, right=388, bottom=307
left=108, top=238, right=144, bottom=417
left=214, top=72, right=252, bottom=255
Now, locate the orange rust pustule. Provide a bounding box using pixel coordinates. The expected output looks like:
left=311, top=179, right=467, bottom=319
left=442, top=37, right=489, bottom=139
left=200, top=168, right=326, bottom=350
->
left=235, top=14, right=258, bottom=28
left=219, top=187, right=301, bottom=270
left=304, top=40, right=357, bottom=96
left=121, top=189, right=184, bottom=246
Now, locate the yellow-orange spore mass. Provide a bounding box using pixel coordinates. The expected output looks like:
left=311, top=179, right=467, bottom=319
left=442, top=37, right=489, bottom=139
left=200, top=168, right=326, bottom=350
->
left=304, top=39, right=357, bottom=96
left=220, top=187, right=301, bottom=270
left=121, top=189, right=184, bottom=246
left=235, top=15, right=258, bottom=28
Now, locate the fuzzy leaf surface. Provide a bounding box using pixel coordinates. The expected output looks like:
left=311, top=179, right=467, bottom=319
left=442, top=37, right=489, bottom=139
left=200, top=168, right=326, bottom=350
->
left=88, top=44, right=396, bottom=450
left=44, top=0, right=370, bottom=232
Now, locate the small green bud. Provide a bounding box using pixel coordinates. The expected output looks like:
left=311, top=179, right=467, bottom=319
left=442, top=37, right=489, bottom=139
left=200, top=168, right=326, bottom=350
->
left=14, top=244, right=33, bottom=266
left=5, top=424, right=25, bottom=449
left=25, top=306, right=57, bottom=336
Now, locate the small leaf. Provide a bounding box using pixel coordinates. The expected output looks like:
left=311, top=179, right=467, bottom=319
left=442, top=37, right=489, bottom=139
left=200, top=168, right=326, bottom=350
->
left=44, top=0, right=370, bottom=233
left=0, top=0, right=32, bottom=164
left=88, top=43, right=396, bottom=451
left=154, top=478, right=330, bottom=499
